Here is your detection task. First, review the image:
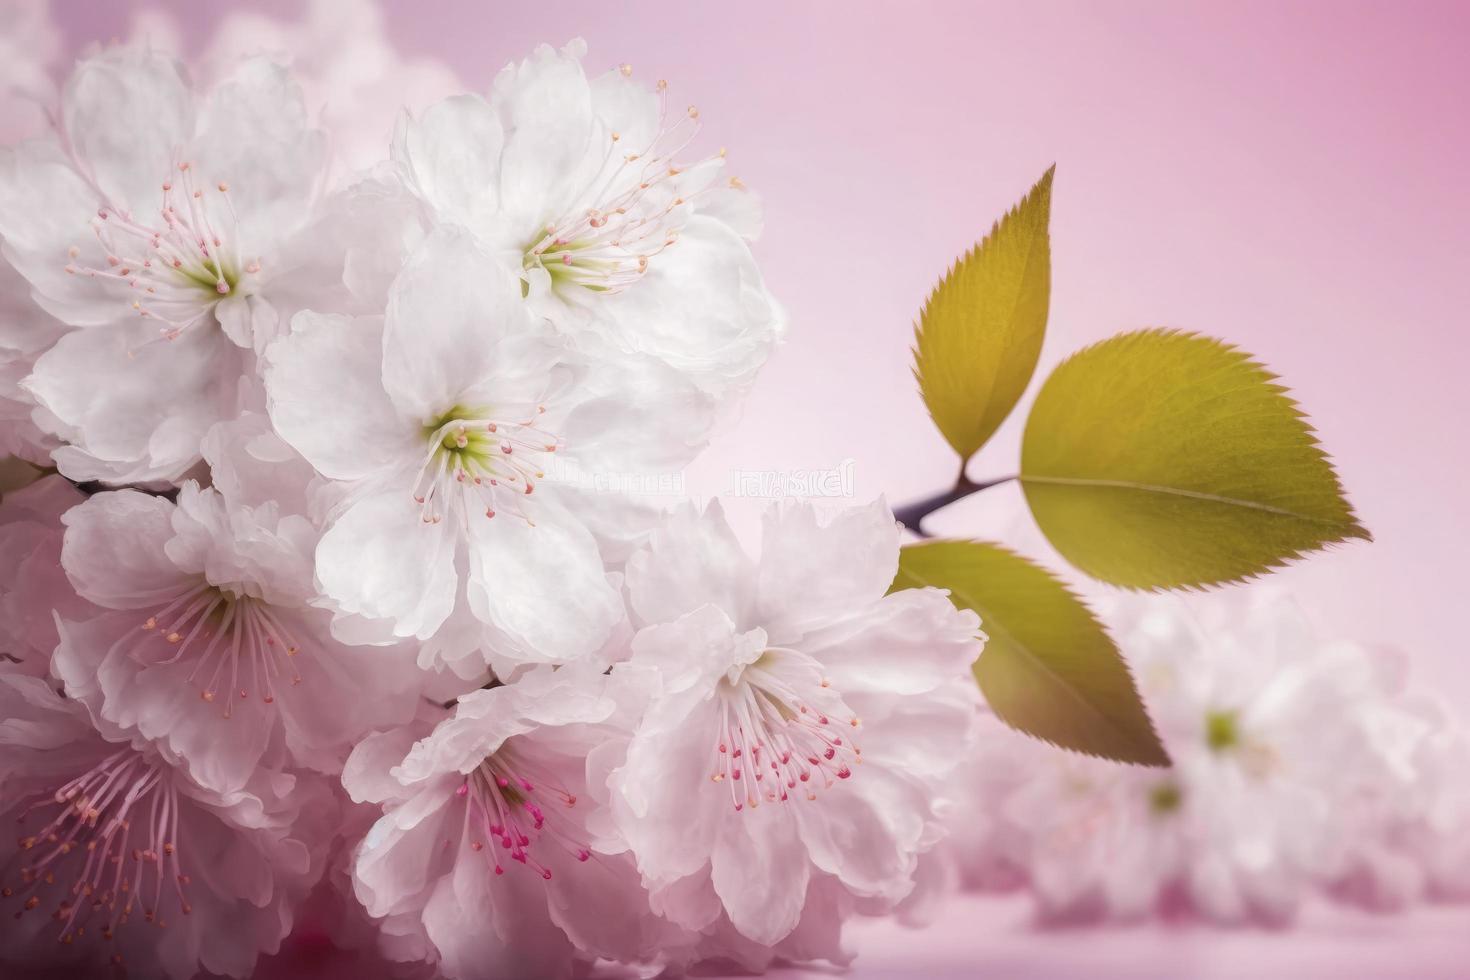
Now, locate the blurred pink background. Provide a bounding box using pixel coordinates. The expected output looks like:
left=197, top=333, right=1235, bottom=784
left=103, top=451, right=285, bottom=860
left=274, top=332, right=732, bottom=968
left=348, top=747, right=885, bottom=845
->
left=40, top=1, right=1470, bottom=976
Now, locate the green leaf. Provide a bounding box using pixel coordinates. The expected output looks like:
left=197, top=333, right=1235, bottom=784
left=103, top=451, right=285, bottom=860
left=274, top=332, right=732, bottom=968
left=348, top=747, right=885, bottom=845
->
left=892, top=539, right=1169, bottom=767
left=913, top=166, right=1054, bottom=464
left=1021, top=328, right=1370, bottom=589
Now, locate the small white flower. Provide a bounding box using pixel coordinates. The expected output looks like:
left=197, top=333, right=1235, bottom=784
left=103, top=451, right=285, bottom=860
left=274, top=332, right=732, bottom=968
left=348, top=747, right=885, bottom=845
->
left=53, top=482, right=421, bottom=796
left=0, top=45, right=330, bottom=482
left=394, top=39, right=784, bottom=398
left=265, top=224, right=712, bottom=675
left=602, top=499, right=983, bottom=951
left=345, top=666, right=667, bottom=980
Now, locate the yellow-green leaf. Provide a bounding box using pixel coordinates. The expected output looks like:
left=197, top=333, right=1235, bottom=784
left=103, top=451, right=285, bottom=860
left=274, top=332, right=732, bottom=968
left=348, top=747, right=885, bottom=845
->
left=892, top=540, right=1168, bottom=767
left=913, top=166, right=1054, bottom=464
left=1021, top=329, right=1370, bottom=589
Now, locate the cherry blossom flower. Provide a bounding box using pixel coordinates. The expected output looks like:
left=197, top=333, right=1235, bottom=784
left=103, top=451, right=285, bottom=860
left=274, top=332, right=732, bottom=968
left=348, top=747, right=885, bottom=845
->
left=345, top=665, right=668, bottom=980
left=600, top=499, right=984, bottom=953
left=393, top=39, right=784, bottom=398
left=0, top=45, right=330, bottom=483
left=0, top=669, right=332, bottom=979
left=265, top=224, right=712, bottom=675
left=52, top=483, right=421, bottom=796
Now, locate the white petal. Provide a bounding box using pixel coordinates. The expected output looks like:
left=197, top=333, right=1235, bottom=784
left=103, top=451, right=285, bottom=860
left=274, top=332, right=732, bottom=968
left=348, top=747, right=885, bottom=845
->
left=28, top=318, right=244, bottom=484
left=61, top=46, right=194, bottom=210
left=343, top=727, right=423, bottom=804
left=545, top=482, right=667, bottom=566
left=624, top=499, right=754, bottom=629
left=200, top=410, right=318, bottom=514
left=353, top=786, right=458, bottom=918
left=804, top=587, right=982, bottom=696
left=846, top=676, right=983, bottom=779
left=465, top=497, right=620, bottom=662
left=754, top=498, right=899, bottom=644
left=793, top=765, right=927, bottom=901
left=395, top=666, right=613, bottom=783
left=612, top=690, right=726, bottom=882
left=596, top=215, right=783, bottom=394
left=489, top=39, right=595, bottom=234
left=588, top=65, right=661, bottom=151
left=709, top=803, right=810, bottom=945
left=0, top=141, right=115, bottom=327
left=264, top=311, right=417, bottom=481
left=423, top=836, right=573, bottom=980
left=193, top=57, right=325, bottom=252
left=392, top=94, right=504, bottom=233
left=54, top=610, right=279, bottom=797
left=60, top=490, right=193, bottom=609
left=560, top=351, right=715, bottom=475
left=316, top=486, right=458, bottom=641
left=382, top=225, right=543, bottom=420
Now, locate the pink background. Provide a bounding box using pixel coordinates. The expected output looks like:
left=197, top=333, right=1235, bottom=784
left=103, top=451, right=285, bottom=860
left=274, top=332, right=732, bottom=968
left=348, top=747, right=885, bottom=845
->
left=45, top=1, right=1470, bottom=976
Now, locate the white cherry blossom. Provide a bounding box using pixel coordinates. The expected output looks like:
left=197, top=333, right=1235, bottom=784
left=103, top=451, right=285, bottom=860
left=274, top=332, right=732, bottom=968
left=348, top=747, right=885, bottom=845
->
left=393, top=39, right=784, bottom=398
left=53, top=484, right=421, bottom=795
left=345, top=665, right=669, bottom=980
left=0, top=45, right=330, bottom=482
left=602, top=499, right=984, bottom=951
left=265, top=224, right=712, bottom=675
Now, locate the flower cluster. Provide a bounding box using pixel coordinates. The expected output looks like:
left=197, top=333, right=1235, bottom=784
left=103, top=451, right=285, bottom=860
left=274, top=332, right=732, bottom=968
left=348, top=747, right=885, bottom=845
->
left=0, top=28, right=985, bottom=980
left=936, top=591, right=1470, bottom=925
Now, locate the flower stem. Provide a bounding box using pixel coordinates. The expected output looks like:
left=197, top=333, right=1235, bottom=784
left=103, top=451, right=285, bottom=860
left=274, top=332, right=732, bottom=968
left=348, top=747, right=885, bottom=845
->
left=893, top=469, right=1017, bottom=537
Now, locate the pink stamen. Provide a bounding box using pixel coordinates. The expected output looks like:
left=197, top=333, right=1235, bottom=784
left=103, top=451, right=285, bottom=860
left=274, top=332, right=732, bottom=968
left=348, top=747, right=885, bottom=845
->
left=706, top=647, right=862, bottom=810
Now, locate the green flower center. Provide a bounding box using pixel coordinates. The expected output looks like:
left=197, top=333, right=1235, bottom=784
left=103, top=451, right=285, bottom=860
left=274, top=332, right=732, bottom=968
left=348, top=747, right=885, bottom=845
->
left=411, top=404, right=561, bottom=526
left=1204, top=710, right=1240, bottom=752
left=71, top=160, right=259, bottom=342
left=1149, top=781, right=1184, bottom=815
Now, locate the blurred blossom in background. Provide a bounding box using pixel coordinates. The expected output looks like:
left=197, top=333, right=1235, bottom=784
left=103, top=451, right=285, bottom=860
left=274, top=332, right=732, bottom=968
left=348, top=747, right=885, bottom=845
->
left=6, top=1, right=1469, bottom=977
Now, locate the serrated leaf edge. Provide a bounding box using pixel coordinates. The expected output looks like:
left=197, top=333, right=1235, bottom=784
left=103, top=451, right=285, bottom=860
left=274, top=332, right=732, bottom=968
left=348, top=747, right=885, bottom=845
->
left=894, top=538, right=1171, bottom=767
left=1020, top=327, right=1372, bottom=592
left=911, top=164, right=1056, bottom=464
